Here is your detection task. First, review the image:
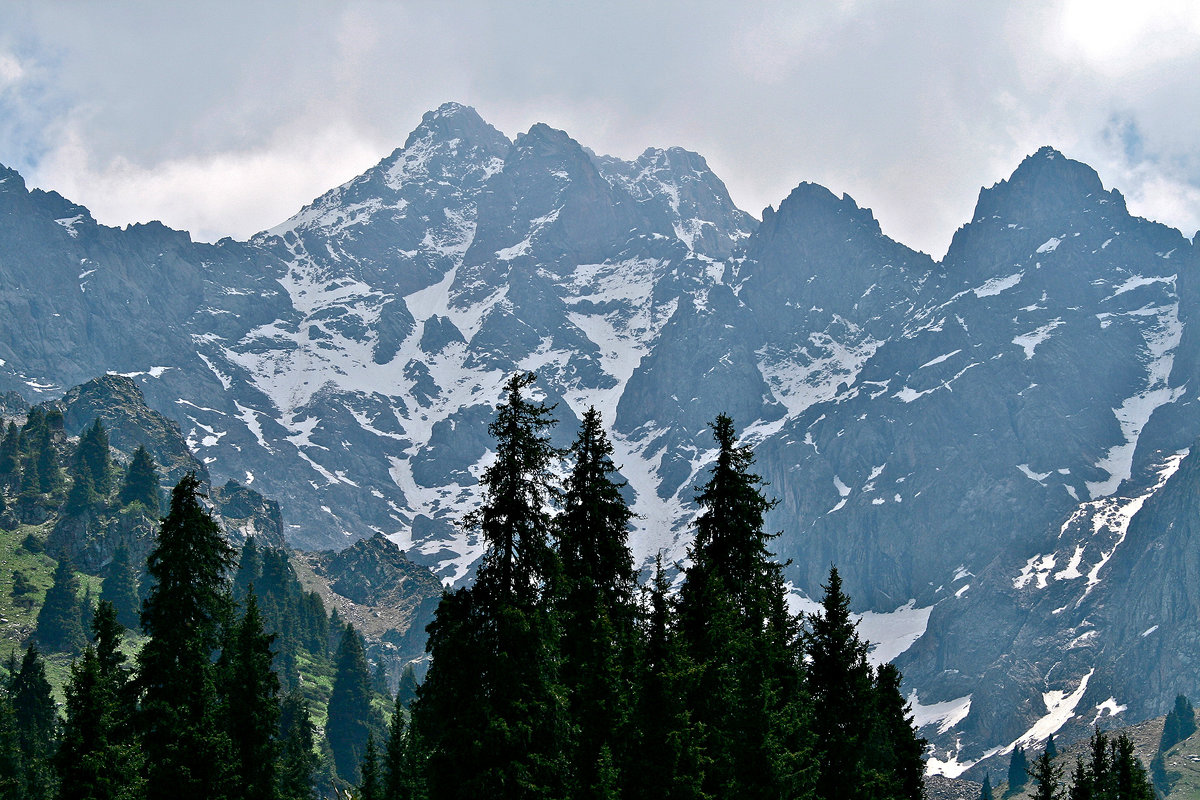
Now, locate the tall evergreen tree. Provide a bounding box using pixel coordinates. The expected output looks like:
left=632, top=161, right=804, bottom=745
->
left=0, top=690, right=23, bottom=800
left=99, top=546, right=140, bottom=631
left=358, top=733, right=382, bottom=800
left=55, top=601, right=143, bottom=800
left=328, top=624, right=379, bottom=783
left=118, top=446, right=160, bottom=513
left=1112, top=733, right=1154, bottom=800
left=677, top=414, right=813, bottom=800
left=1006, top=746, right=1029, bottom=796
left=395, top=664, right=419, bottom=710
left=0, top=421, right=19, bottom=476
left=554, top=407, right=638, bottom=800
left=219, top=589, right=281, bottom=800
left=1067, top=757, right=1091, bottom=800
left=1046, top=733, right=1058, bottom=759
left=1028, top=751, right=1064, bottom=800
left=34, top=556, right=86, bottom=654
left=6, top=644, right=58, bottom=800
left=980, top=774, right=994, bottom=800
left=626, top=556, right=707, bottom=800
left=136, top=472, right=235, bottom=800
left=277, top=691, right=319, bottom=800
left=807, top=566, right=874, bottom=800
left=414, top=372, right=567, bottom=800
left=863, top=662, right=927, bottom=800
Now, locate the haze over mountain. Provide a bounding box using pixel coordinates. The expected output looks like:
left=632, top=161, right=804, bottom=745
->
left=1, top=102, right=1197, bottom=773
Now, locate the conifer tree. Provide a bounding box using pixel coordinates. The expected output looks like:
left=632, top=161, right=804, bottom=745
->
left=381, top=698, right=411, bottom=800
left=34, top=556, right=86, bottom=654
left=20, top=453, right=42, bottom=499
left=863, top=662, right=927, bottom=800
left=10, top=569, right=36, bottom=612
left=1029, top=751, right=1064, bottom=800
left=219, top=589, right=281, bottom=800
left=328, top=624, right=379, bottom=783
left=64, top=465, right=98, bottom=515
left=1112, top=733, right=1154, bottom=800
left=1046, top=733, right=1058, bottom=759
left=807, top=566, right=874, bottom=800
left=554, top=407, right=638, bottom=800
left=100, top=546, right=140, bottom=631
left=677, top=414, right=812, bottom=799
left=1007, top=746, right=1029, bottom=796
left=136, top=472, right=235, bottom=800
left=73, top=419, right=114, bottom=500
left=55, top=601, right=143, bottom=800
left=118, top=446, right=160, bottom=513
left=358, top=733, right=382, bottom=800
left=0, top=691, right=22, bottom=800
left=6, top=644, right=57, bottom=800
left=395, top=664, right=419, bottom=710
left=980, top=774, right=994, bottom=800
left=414, top=372, right=567, bottom=800
left=1068, top=757, right=1090, bottom=800
left=232, top=537, right=262, bottom=602
left=0, top=421, right=19, bottom=475
left=278, top=691, right=319, bottom=800
left=626, top=556, right=707, bottom=800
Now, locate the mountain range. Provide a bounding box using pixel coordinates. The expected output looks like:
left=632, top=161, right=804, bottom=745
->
left=1, top=102, right=1198, bottom=775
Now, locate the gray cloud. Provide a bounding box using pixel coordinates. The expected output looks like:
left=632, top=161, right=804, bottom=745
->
left=1, top=1, right=1197, bottom=255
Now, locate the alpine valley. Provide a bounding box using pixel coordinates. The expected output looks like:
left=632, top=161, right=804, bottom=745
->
left=2, top=102, right=1198, bottom=776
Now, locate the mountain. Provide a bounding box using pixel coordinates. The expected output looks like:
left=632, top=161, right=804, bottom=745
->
left=1, top=105, right=1199, bottom=766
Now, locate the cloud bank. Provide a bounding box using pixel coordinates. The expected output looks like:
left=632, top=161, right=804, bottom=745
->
left=1, top=1, right=1197, bottom=256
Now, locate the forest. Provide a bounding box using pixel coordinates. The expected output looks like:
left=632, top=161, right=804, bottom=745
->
left=0, top=372, right=1162, bottom=799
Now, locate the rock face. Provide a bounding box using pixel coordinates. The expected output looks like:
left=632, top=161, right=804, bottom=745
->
left=291, top=532, right=444, bottom=679
left=23, top=376, right=288, bottom=570
left=2, top=107, right=1200, bottom=764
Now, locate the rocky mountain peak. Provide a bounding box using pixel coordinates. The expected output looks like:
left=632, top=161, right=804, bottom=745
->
left=966, top=146, right=1121, bottom=230
left=403, top=100, right=511, bottom=155
left=763, top=181, right=883, bottom=242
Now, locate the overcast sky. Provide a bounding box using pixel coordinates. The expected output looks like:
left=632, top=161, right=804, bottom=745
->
left=2, top=1, right=1198, bottom=257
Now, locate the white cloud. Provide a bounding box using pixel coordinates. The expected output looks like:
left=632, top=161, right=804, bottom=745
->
left=0, top=2, right=1197, bottom=255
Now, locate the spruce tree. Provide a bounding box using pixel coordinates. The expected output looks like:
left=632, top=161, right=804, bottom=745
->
left=0, top=691, right=22, bottom=800
left=395, top=663, right=419, bottom=709
left=414, top=372, right=567, bottom=800
left=55, top=601, right=143, bottom=800
left=1046, top=733, right=1058, bottom=759
left=381, top=697, right=412, bottom=800
left=1112, top=733, right=1155, bottom=800
left=358, top=733, right=382, bottom=800
left=1028, top=751, right=1064, bottom=800
left=863, top=662, right=927, bottom=800
left=807, top=566, right=874, bottom=800
left=118, top=446, right=160, bottom=513
left=327, top=624, right=379, bottom=783
left=10, top=569, right=36, bottom=612
left=554, top=407, right=638, bottom=800
left=1007, top=746, right=1029, bottom=796
left=1068, top=757, right=1091, bottom=800
left=34, top=556, right=86, bottom=654
left=219, top=589, right=281, bottom=800
left=100, top=546, right=140, bottom=631
left=232, top=537, right=262, bottom=601
left=677, top=414, right=812, bottom=799
left=980, top=774, right=994, bottom=800
left=278, top=690, right=319, bottom=800
left=81, top=419, right=114, bottom=495
left=7, top=644, right=58, bottom=800
left=626, top=556, right=707, bottom=800
left=136, top=472, right=235, bottom=800
left=0, top=421, right=19, bottom=475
